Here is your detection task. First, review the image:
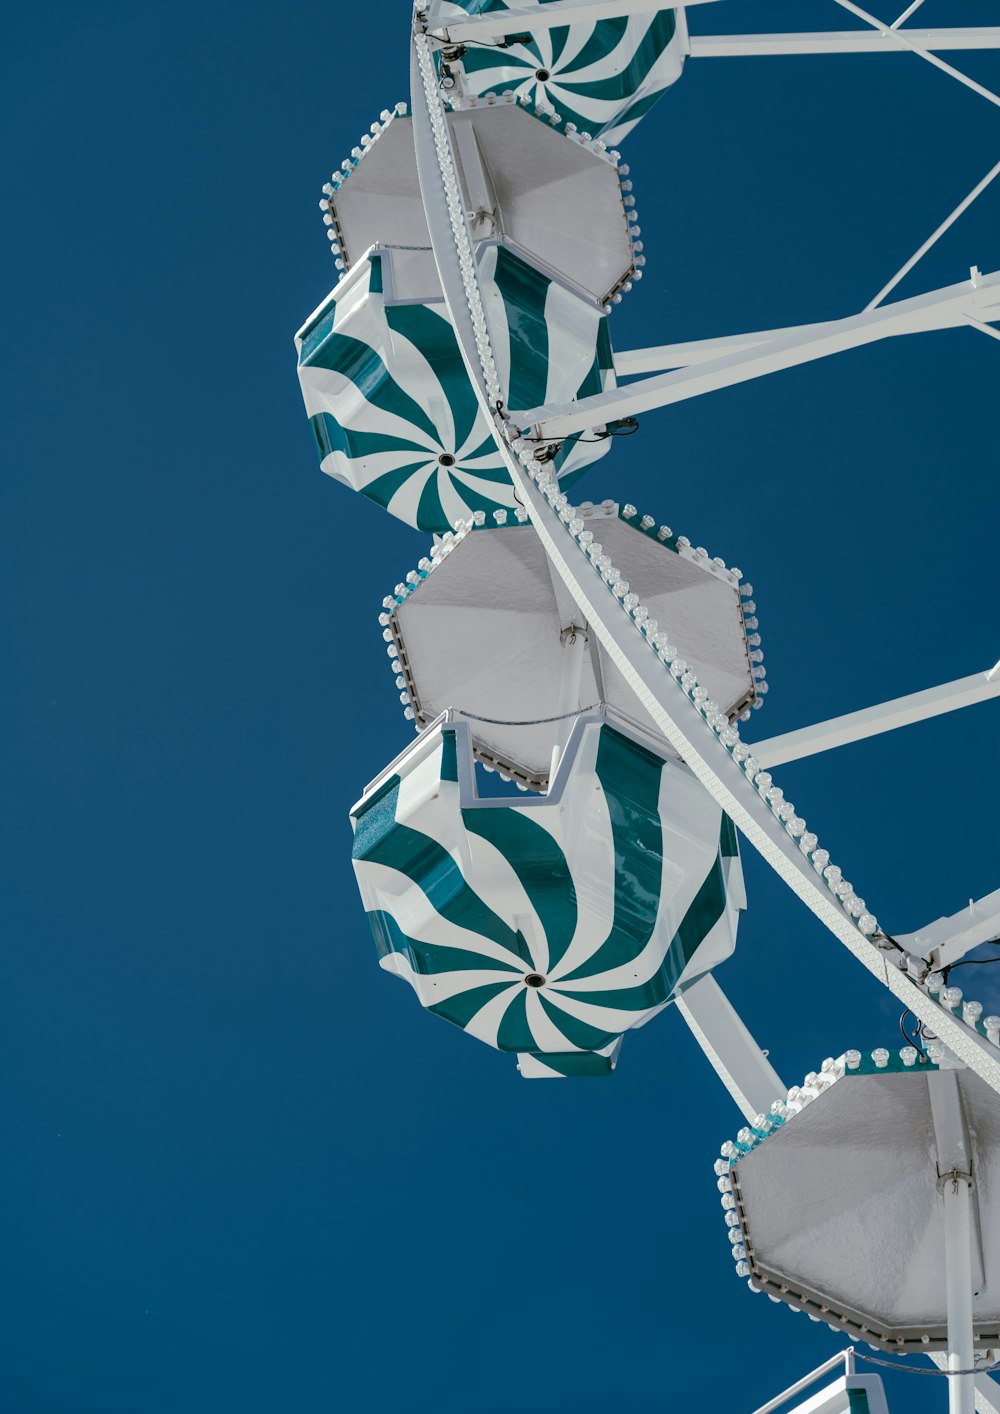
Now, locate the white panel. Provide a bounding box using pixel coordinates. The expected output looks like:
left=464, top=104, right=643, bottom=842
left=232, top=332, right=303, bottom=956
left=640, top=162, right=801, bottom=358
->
left=737, top=1070, right=1000, bottom=1343
left=394, top=518, right=754, bottom=786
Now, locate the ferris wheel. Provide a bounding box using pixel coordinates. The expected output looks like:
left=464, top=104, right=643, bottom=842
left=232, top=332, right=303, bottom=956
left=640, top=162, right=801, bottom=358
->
left=294, top=4, right=1000, bottom=1411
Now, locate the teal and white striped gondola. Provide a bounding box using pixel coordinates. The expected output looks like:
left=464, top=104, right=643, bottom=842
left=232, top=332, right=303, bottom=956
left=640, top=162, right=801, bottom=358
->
left=295, top=244, right=615, bottom=532
left=351, top=714, right=743, bottom=1077
left=429, top=1, right=687, bottom=147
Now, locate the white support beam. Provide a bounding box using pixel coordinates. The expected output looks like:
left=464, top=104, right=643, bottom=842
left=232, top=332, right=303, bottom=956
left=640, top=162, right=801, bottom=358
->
left=616, top=302, right=1000, bottom=377
left=944, top=1180, right=975, bottom=1414
left=751, top=661, right=1000, bottom=770
left=615, top=329, right=783, bottom=377
left=410, top=25, right=1000, bottom=1101
left=833, top=0, right=1000, bottom=113
left=688, top=29, right=1000, bottom=59
left=673, top=973, right=786, bottom=1122
left=516, top=269, right=1000, bottom=438
left=891, top=0, right=926, bottom=28
left=930, top=1069, right=978, bottom=1414
left=549, top=625, right=587, bottom=780
left=931, top=1355, right=1000, bottom=1414
left=966, top=313, right=1000, bottom=346
left=427, top=0, right=725, bottom=44
left=866, top=161, right=1000, bottom=311
left=975, top=1375, right=1000, bottom=1414
left=895, top=889, right=1000, bottom=971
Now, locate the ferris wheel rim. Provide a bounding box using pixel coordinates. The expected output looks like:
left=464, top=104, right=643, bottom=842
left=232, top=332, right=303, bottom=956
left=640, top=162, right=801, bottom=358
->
left=406, top=18, right=1000, bottom=1098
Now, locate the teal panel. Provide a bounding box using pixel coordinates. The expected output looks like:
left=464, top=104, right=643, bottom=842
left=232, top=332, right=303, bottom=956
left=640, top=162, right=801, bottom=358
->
left=556, top=727, right=665, bottom=984
left=461, top=805, right=578, bottom=973
left=528, top=1050, right=617, bottom=1078
left=352, top=722, right=738, bottom=1069
left=455, top=8, right=679, bottom=140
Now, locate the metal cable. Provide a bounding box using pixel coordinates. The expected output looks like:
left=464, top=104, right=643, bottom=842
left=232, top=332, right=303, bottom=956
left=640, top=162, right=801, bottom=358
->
left=854, top=1349, right=1000, bottom=1376
left=456, top=703, right=603, bottom=726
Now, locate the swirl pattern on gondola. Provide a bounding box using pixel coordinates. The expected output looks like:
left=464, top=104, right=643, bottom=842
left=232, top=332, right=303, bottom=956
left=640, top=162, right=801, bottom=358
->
left=429, top=1, right=685, bottom=147
left=351, top=720, right=742, bottom=1076
left=296, top=246, right=615, bottom=532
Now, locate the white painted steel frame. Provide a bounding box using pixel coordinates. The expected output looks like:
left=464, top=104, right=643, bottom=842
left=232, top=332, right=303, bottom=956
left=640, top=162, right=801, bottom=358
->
left=967, top=313, right=1000, bottom=347
left=944, top=1181, right=977, bottom=1414
left=926, top=1073, right=979, bottom=1414
left=673, top=973, right=785, bottom=1122
left=866, top=162, right=1000, bottom=311
left=516, top=271, right=1000, bottom=438
left=832, top=0, right=1000, bottom=113
left=749, top=1353, right=857, bottom=1414
left=930, top=1071, right=978, bottom=1414
left=897, top=889, right=1000, bottom=971
left=408, top=28, right=1000, bottom=1098
left=749, top=1352, right=891, bottom=1414
left=753, top=661, right=1000, bottom=769
left=932, top=1355, right=1000, bottom=1414
left=689, top=29, right=1000, bottom=58
left=684, top=5, right=1000, bottom=333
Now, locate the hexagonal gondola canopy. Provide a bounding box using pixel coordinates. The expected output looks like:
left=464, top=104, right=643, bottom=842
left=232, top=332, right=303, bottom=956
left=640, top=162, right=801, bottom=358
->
left=327, top=97, right=636, bottom=307
left=387, top=503, right=761, bottom=790
left=728, top=1059, right=1000, bottom=1352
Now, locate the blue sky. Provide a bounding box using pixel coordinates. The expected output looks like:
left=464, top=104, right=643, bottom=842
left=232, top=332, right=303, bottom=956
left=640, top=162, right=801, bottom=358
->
left=4, top=3, right=999, bottom=1410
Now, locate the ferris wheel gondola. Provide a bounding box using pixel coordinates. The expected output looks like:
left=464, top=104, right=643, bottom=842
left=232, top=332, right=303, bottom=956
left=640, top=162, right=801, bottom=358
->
left=426, top=0, right=687, bottom=146
left=294, top=4, right=1000, bottom=1409
left=351, top=712, right=742, bottom=1076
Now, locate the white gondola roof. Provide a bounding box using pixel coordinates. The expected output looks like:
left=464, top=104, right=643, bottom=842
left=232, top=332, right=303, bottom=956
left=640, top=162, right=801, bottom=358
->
left=724, top=1057, right=1000, bottom=1351
left=388, top=503, right=760, bottom=789
left=326, top=97, right=636, bottom=307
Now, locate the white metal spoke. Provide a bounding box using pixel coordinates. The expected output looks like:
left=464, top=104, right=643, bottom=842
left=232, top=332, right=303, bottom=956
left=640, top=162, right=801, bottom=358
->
left=750, top=1355, right=860, bottom=1414
left=674, top=974, right=785, bottom=1122
left=688, top=29, right=1000, bottom=59
left=410, top=24, right=1000, bottom=1098
left=616, top=272, right=1000, bottom=370
left=515, top=269, right=1000, bottom=439
left=867, top=158, right=1000, bottom=310
left=832, top=0, right=1000, bottom=112
left=426, top=0, right=725, bottom=45
left=615, top=329, right=791, bottom=376
left=752, top=660, right=1000, bottom=769
left=930, top=1071, right=978, bottom=1414
left=896, top=888, right=1000, bottom=970
left=892, top=0, right=925, bottom=28
left=965, top=312, right=1000, bottom=345
left=931, top=1355, right=1000, bottom=1414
